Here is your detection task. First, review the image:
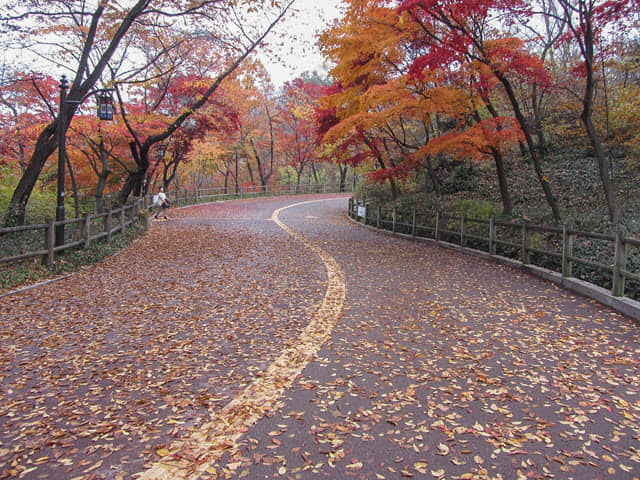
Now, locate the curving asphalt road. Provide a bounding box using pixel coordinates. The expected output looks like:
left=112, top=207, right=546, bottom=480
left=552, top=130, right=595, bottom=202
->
left=0, top=194, right=638, bottom=480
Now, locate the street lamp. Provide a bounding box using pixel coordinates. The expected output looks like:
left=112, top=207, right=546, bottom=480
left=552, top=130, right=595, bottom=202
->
left=55, top=76, right=69, bottom=248
left=56, top=75, right=114, bottom=247
left=97, top=91, right=114, bottom=120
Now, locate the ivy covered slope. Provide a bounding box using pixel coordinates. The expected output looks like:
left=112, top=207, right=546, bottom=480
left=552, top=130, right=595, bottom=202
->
left=359, top=147, right=640, bottom=233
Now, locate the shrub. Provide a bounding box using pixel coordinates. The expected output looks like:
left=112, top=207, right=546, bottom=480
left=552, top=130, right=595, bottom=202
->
left=446, top=198, right=500, bottom=220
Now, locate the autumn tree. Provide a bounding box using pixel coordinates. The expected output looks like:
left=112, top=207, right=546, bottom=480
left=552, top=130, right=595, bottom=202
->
left=0, top=0, right=294, bottom=225
left=276, top=78, right=325, bottom=188
left=318, top=0, right=520, bottom=210
left=548, top=0, right=636, bottom=223
left=0, top=73, right=58, bottom=174
left=398, top=0, right=562, bottom=221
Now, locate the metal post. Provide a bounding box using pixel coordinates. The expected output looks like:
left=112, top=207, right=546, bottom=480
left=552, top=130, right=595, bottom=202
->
left=55, top=75, right=69, bottom=248
left=377, top=206, right=381, bottom=229
left=435, top=211, right=440, bottom=242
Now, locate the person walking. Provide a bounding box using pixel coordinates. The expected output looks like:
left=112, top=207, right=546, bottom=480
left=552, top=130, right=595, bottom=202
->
left=152, top=187, right=170, bottom=220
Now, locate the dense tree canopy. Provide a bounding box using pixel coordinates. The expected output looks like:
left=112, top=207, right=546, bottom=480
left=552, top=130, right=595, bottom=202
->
left=1, top=0, right=639, bottom=227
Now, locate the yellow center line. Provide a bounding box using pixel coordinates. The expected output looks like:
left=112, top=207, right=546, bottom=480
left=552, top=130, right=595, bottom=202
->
left=138, top=200, right=346, bottom=480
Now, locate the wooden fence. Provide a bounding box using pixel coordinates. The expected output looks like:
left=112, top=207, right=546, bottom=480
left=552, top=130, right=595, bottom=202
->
left=1, top=182, right=352, bottom=267
left=167, top=182, right=352, bottom=207
left=1, top=198, right=146, bottom=267
left=349, top=198, right=640, bottom=301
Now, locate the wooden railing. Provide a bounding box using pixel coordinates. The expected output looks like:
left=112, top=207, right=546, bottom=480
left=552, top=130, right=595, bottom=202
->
left=349, top=198, right=640, bottom=301
left=1, top=182, right=353, bottom=267
left=1, top=198, right=146, bottom=267
left=168, top=182, right=352, bottom=207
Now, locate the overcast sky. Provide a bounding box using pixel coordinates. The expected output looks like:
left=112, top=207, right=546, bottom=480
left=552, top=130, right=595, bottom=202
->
left=260, top=0, right=345, bottom=85
left=0, top=0, right=345, bottom=88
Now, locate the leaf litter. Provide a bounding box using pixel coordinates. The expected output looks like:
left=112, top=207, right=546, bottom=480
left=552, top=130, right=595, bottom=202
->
left=1, top=196, right=639, bottom=480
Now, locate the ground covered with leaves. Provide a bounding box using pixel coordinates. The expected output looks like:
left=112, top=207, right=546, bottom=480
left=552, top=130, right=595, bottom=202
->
left=0, top=195, right=638, bottom=480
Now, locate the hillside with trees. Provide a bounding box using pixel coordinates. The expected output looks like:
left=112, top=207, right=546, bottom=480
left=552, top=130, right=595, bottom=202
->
left=318, top=0, right=640, bottom=232
left=0, top=0, right=639, bottom=236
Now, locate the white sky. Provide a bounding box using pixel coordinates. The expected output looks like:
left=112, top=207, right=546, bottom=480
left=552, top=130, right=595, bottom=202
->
left=0, top=0, right=345, bottom=88
left=260, top=0, right=345, bottom=86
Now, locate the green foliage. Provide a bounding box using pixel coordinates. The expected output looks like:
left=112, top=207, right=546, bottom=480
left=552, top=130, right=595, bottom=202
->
left=354, top=179, right=394, bottom=207
left=442, top=162, right=479, bottom=194
left=0, top=167, right=59, bottom=224
left=446, top=198, right=500, bottom=220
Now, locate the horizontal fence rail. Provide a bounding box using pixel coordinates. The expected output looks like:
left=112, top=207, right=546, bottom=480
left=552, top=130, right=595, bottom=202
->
left=1, top=182, right=353, bottom=267
left=1, top=199, right=146, bottom=267
left=167, top=182, right=352, bottom=208
left=348, top=198, right=640, bottom=302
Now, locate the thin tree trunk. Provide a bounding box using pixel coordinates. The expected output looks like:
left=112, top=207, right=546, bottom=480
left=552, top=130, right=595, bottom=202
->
left=65, top=153, right=80, bottom=218
left=496, top=72, right=561, bottom=221
left=94, top=140, right=111, bottom=213
left=4, top=122, right=57, bottom=225
left=489, top=146, right=512, bottom=214
left=425, top=155, right=441, bottom=195
left=473, top=108, right=512, bottom=214
left=339, top=165, right=348, bottom=192
left=580, top=22, right=619, bottom=222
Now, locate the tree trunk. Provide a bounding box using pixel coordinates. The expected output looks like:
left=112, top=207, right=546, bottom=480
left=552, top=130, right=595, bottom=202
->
left=489, top=146, right=512, bottom=215
left=496, top=72, right=561, bottom=221
left=4, top=122, right=57, bottom=225
left=246, top=160, right=255, bottom=185
left=65, top=153, right=80, bottom=218
left=531, top=84, right=548, bottom=155
left=339, top=164, right=348, bottom=192
left=425, top=155, right=441, bottom=195
left=251, top=140, right=268, bottom=189
left=118, top=142, right=148, bottom=204
left=474, top=107, right=512, bottom=214
left=94, top=140, right=111, bottom=213
left=582, top=111, right=619, bottom=223
left=579, top=18, right=619, bottom=223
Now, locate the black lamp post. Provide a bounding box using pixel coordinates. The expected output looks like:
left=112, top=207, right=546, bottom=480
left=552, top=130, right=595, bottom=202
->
left=55, top=76, right=69, bottom=248
left=55, top=75, right=114, bottom=248
left=235, top=150, right=239, bottom=195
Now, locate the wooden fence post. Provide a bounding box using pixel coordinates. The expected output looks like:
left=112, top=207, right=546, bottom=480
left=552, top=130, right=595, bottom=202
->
left=392, top=207, right=397, bottom=233
left=106, top=208, right=112, bottom=243
left=377, top=205, right=381, bottom=229
left=120, top=207, right=125, bottom=233
left=412, top=206, right=417, bottom=237
left=45, top=218, right=55, bottom=266
left=612, top=230, right=626, bottom=297
left=562, top=224, right=572, bottom=277
left=521, top=223, right=530, bottom=264
left=83, top=214, right=91, bottom=249
left=489, top=217, right=496, bottom=255
left=460, top=216, right=466, bottom=247
left=435, top=212, right=440, bottom=242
